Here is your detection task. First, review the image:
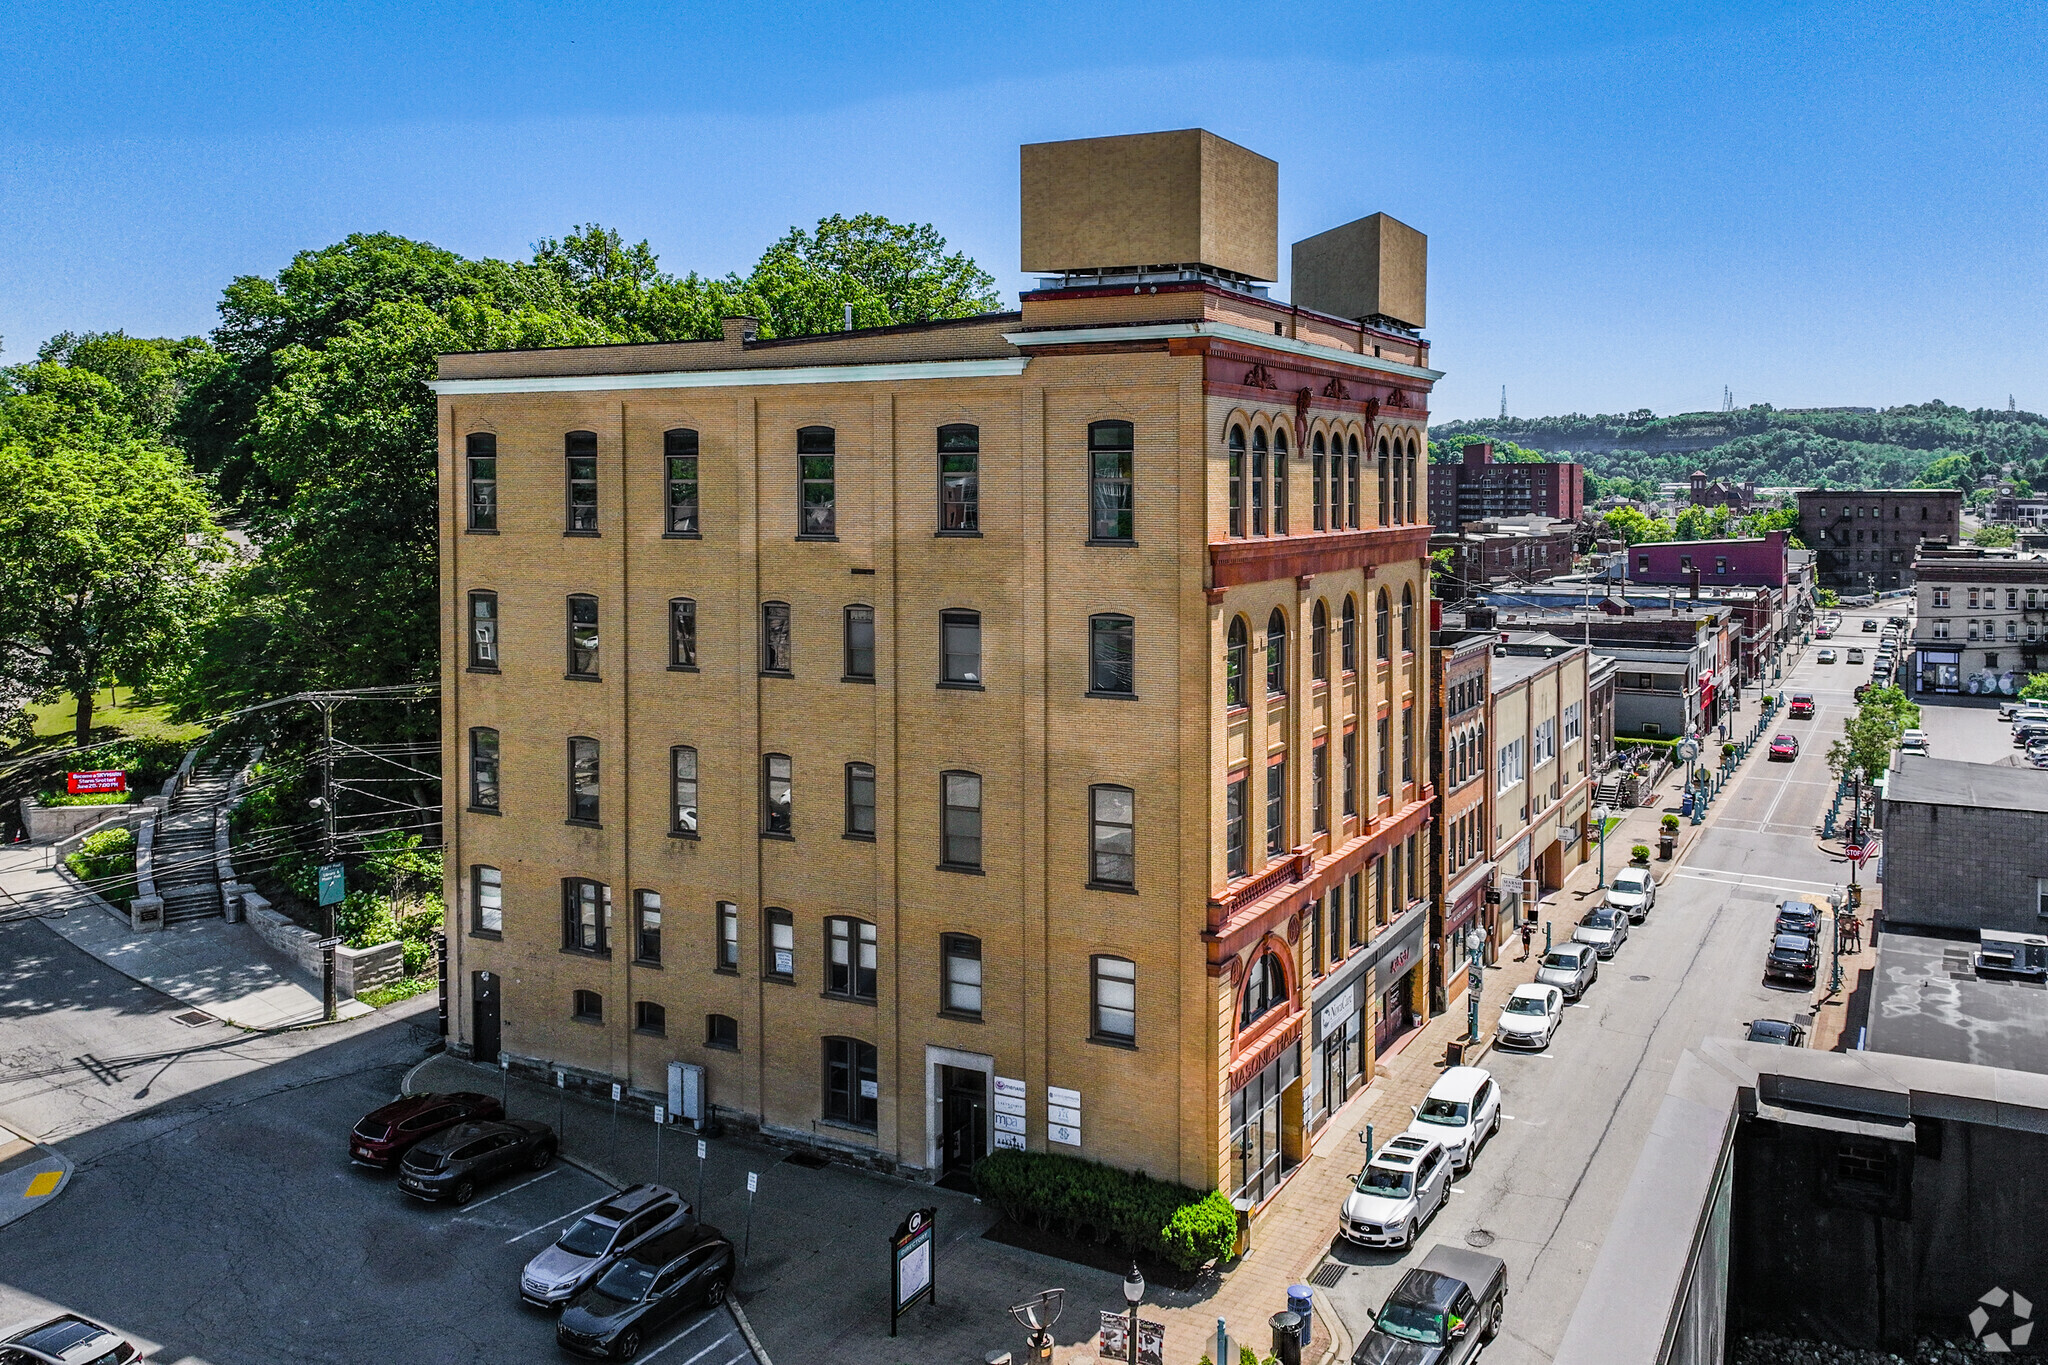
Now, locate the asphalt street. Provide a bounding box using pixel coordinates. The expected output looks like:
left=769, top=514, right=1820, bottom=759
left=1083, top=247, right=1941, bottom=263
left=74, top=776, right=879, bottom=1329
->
left=0, top=921, right=756, bottom=1365
left=1316, top=638, right=1879, bottom=1364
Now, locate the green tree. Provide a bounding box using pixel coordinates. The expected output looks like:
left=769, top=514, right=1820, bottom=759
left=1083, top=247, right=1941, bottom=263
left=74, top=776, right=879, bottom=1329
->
left=1971, top=523, right=2017, bottom=546
left=34, top=330, right=221, bottom=437
left=1826, top=685, right=1919, bottom=788
left=741, top=213, right=1000, bottom=338
left=1816, top=588, right=1840, bottom=607
left=0, top=364, right=227, bottom=742
left=2019, top=673, right=2048, bottom=701
left=1672, top=503, right=1732, bottom=541
left=1601, top=505, right=1673, bottom=545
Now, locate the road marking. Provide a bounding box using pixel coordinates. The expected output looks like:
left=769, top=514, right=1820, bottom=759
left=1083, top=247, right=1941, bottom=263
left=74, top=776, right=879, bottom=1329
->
left=506, top=1192, right=612, bottom=1244
left=646, top=1321, right=738, bottom=1365
left=457, top=1168, right=555, bottom=1213
left=23, top=1170, right=60, bottom=1198
left=1678, top=866, right=1843, bottom=889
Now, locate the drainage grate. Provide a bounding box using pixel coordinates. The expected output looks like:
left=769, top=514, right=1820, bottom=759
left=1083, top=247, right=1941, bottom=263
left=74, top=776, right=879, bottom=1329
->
left=1309, top=1262, right=1347, bottom=1289
left=171, top=1009, right=212, bottom=1028
left=1630, top=975, right=1652, bottom=982
left=1465, top=1229, right=1497, bottom=1249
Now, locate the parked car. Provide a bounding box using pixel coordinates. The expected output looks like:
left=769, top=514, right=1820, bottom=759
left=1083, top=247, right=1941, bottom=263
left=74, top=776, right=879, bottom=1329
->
left=2000, top=701, right=2025, bottom=720
left=1899, top=729, right=1931, bottom=756
left=1768, top=733, right=1800, bottom=761
left=1788, top=693, right=1815, bottom=718
left=349, top=1091, right=505, bottom=1168
left=398, top=1118, right=556, bottom=1204
left=1887, top=615, right=1906, bottom=628
left=1355, top=1244, right=1507, bottom=1363
left=0, top=1315, right=141, bottom=1365
left=1403, top=1066, right=1503, bottom=1172
left=1572, top=906, right=1631, bottom=958
left=1846, top=647, right=1864, bottom=664
left=556, top=1225, right=736, bottom=1360
left=1815, top=627, right=1833, bottom=640
left=1765, top=933, right=1819, bottom=987
left=1603, top=867, right=1658, bottom=921
left=1861, top=619, right=1878, bottom=632
left=1817, top=648, right=1837, bottom=663
left=1341, top=1134, right=1453, bottom=1249
left=1536, top=943, right=1599, bottom=1000
left=1745, top=1019, right=1809, bottom=1046
left=523, top=1184, right=694, bottom=1309
left=1774, top=900, right=1821, bottom=939
left=1494, top=983, right=1565, bottom=1049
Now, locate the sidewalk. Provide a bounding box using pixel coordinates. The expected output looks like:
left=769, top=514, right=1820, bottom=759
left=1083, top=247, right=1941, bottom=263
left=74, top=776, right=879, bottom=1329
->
left=0, top=843, right=367, bottom=1030
left=0, top=1120, right=71, bottom=1230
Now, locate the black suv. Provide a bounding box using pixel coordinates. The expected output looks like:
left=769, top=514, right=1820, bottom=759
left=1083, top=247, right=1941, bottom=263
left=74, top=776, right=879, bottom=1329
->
left=1765, top=933, right=1819, bottom=987
left=557, top=1225, right=736, bottom=1360
left=1773, top=901, right=1821, bottom=940
left=398, top=1118, right=555, bottom=1204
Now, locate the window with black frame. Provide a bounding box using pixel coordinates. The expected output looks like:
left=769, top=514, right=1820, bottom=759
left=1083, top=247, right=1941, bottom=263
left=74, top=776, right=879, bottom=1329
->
left=706, top=1014, right=739, bottom=1049
left=670, top=747, right=698, bottom=835
left=669, top=598, right=697, bottom=669
left=1227, top=426, right=1245, bottom=537
left=1312, top=432, right=1327, bottom=531
left=1311, top=601, right=1328, bottom=681
left=1273, top=427, right=1290, bottom=533
left=761, top=602, right=793, bottom=675
left=826, top=917, right=878, bottom=1000
left=635, top=1002, right=665, bottom=1035
left=938, top=424, right=979, bottom=532
left=844, top=762, right=876, bottom=839
left=942, top=934, right=982, bottom=1017
left=798, top=426, right=835, bottom=537
left=665, top=428, right=699, bottom=535
left=1092, top=955, right=1136, bottom=1043
left=823, top=1036, right=878, bottom=1128
left=1346, top=434, right=1360, bottom=528
left=1341, top=595, right=1358, bottom=672
left=716, top=901, right=739, bottom=972
left=468, top=591, right=499, bottom=670
left=1226, top=773, right=1248, bottom=878
left=1251, top=427, right=1268, bottom=536
left=573, top=990, right=603, bottom=1022
left=940, top=610, right=982, bottom=686
left=1266, top=758, right=1286, bottom=855
left=565, top=431, right=598, bottom=533
left=764, top=907, right=795, bottom=980
left=466, top=433, right=498, bottom=531
left=562, top=878, right=609, bottom=954
left=471, top=865, right=502, bottom=935
left=843, top=605, right=874, bottom=681
left=568, top=737, right=600, bottom=824
left=567, top=595, right=599, bottom=678
left=1312, top=743, right=1329, bottom=833
left=634, top=891, right=662, bottom=964
left=1090, top=785, right=1135, bottom=888
left=1089, top=614, right=1134, bottom=696
left=1088, top=420, right=1134, bottom=541
left=762, top=754, right=793, bottom=837
left=1225, top=616, right=1248, bottom=708
left=1266, top=609, right=1287, bottom=696
left=469, top=728, right=499, bottom=812
left=940, top=771, right=982, bottom=869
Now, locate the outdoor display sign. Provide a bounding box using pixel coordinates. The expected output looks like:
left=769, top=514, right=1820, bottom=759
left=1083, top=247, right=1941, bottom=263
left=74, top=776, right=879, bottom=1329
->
left=888, top=1207, right=937, bottom=1336
left=993, top=1075, right=1028, bottom=1149
left=1136, top=1318, right=1165, bottom=1365
left=66, top=770, right=126, bottom=795
left=1098, top=1311, right=1164, bottom=1364
left=317, top=863, right=346, bottom=907
left=1048, top=1084, right=1082, bottom=1146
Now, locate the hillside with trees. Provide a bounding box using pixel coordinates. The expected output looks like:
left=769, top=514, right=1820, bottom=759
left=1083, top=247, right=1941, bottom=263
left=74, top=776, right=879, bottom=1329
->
left=1433, top=402, right=2048, bottom=496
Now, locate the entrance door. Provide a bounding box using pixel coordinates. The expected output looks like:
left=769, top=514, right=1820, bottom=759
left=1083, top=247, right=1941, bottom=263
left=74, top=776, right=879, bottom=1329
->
left=939, top=1066, right=986, bottom=1180
left=1375, top=976, right=1413, bottom=1055
left=471, top=970, right=500, bottom=1065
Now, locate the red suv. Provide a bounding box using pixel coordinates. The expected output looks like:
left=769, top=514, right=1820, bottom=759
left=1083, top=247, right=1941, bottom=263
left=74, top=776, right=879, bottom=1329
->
left=350, top=1091, right=505, bottom=1168
left=1788, top=695, right=1814, bottom=718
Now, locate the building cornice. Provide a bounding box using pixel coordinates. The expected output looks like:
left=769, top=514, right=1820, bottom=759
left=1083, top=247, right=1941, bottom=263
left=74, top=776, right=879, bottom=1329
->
left=427, top=356, right=1032, bottom=396
left=1003, top=321, right=1445, bottom=383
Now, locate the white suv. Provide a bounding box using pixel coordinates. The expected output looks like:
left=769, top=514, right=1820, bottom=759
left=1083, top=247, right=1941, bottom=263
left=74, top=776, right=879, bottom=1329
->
left=1403, top=1066, right=1502, bottom=1173
left=1340, top=1133, right=1452, bottom=1248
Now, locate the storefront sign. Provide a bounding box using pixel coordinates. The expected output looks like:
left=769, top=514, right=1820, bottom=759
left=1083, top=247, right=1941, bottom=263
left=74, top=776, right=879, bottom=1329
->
left=1048, top=1085, right=1081, bottom=1146
left=1317, top=991, right=1355, bottom=1041
left=888, top=1207, right=937, bottom=1336
left=65, top=770, right=126, bottom=795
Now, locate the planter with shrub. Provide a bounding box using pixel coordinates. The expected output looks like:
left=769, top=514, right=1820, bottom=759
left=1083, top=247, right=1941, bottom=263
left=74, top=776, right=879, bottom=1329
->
left=1629, top=843, right=1652, bottom=865
left=973, top=1149, right=1237, bottom=1273
left=65, top=827, right=139, bottom=907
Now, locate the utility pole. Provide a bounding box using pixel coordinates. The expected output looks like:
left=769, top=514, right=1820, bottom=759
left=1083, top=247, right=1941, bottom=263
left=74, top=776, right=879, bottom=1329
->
left=318, top=698, right=338, bottom=1022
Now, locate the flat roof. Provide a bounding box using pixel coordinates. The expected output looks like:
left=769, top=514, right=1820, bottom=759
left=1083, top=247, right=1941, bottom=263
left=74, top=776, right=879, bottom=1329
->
left=1886, top=756, right=2048, bottom=814
left=1865, top=930, right=2048, bottom=1076
left=1491, top=650, right=1578, bottom=688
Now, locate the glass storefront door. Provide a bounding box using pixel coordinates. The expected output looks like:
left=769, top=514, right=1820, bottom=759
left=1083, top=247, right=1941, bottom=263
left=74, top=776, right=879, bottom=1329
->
left=1230, top=1046, right=1299, bottom=1205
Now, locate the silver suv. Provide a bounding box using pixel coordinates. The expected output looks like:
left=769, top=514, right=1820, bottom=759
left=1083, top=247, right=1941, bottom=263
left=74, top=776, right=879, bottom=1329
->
left=521, top=1183, right=692, bottom=1309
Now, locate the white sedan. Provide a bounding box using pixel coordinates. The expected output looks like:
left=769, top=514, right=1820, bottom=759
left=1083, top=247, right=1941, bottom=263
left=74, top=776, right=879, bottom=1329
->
left=1495, top=983, right=1565, bottom=1050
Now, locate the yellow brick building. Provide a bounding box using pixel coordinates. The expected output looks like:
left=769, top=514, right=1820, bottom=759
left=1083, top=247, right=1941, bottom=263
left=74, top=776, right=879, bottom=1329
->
left=434, top=130, right=1442, bottom=1206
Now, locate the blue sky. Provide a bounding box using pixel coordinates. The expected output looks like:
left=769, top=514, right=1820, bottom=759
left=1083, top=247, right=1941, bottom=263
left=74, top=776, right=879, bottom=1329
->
left=3, top=0, right=2042, bottom=420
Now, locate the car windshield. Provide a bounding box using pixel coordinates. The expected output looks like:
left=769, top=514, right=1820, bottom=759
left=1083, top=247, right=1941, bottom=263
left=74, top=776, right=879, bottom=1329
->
left=1375, top=1302, right=1447, bottom=1345
left=1542, top=951, right=1581, bottom=970
left=593, top=1257, right=660, bottom=1302
left=1582, top=910, right=1620, bottom=929
left=1505, top=995, right=1548, bottom=1014
left=1750, top=1022, right=1791, bottom=1041
left=1612, top=873, right=1647, bottom=893
left=1358, top=1165, right=1413, bottom=1195
left=557, top=1216, right=622, bottom=1257
left=1416, top=1097, right=1469, bottom=1125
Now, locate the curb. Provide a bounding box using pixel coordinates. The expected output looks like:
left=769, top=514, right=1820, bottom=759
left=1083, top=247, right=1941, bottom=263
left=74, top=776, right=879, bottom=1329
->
left=0, top=1126, right=73, bottom=1230
left=726, top=1298, right=774, bottom=1365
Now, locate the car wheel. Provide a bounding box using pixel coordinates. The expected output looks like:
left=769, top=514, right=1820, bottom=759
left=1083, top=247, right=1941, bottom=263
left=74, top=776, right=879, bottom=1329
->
left=706, top=1275, right=730, bottom=1307
left=530, top=1143, right=554, bottom=1171
left=1483, top=1297, right=1504, bottom=1341
left=616, top=1329, right=642, bottom=1360
left=452, top=1179, right=475, bottom=1206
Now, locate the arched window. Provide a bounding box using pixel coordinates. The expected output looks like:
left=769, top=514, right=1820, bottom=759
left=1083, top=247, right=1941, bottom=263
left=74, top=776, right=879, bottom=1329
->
left=1265, top=608, right=1287, bottom=696
left=1272, top=428, right=1290, bottom=534
left=1250, top=428, right=1268, bottom=536
left=1311, top=600, right=1329, bottom=681
left=1347, top=434, right=1361, bottom=529
left=1401, top=585, right=1415, bottom=653
left=1228, top=426, right=1246, bottom=537
left=1226, top=617, right=1249, bottom=708
left=1391, top=434, right=1406, bottom=524
left=671, top=746, right=698, bottom=834
left=566, top=431, right=598, bottom=533
left=1407, top=437, right=1422, bottom=522
left=1377, top=437, right=1391, bottom=526
left=1311, top=432, right=1327, bottom=531
left=1376, top=591, right=1392, bottom=661
left=1238, top=951, right=1288, bottom=1031
left=1090, top=784, right=1136, bottom=887
left=1089, top=613, right=1135, bottom=696
left=1341, top=595, right=1359, bottom=673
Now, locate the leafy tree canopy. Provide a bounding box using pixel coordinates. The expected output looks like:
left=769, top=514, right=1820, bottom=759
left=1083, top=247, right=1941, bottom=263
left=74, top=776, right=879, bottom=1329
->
left=1602, top=505, right=1674, bottom=545
left=1971, top=523, right=2018, bottom=547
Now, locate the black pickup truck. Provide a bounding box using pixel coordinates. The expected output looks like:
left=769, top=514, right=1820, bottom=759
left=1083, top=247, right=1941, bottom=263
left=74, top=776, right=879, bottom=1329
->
left=1352, top=1244, right=1508, bottom=1363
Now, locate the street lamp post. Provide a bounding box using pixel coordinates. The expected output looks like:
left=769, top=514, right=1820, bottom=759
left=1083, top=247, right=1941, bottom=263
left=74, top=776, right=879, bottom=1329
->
left=1592, top=804, right=1613, bottom=889
left=1122, top=1264, right=1144, bottom=1365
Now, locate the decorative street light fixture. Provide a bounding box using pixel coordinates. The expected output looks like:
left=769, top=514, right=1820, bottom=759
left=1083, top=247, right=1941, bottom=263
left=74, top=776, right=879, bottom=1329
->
left=1592, top=803, right=1614, bottom=888
left=1122, top=1263, right=1144, bottom=1364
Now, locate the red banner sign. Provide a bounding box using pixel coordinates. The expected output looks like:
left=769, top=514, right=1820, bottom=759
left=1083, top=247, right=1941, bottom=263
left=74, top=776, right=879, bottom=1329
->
left=66, top=770, right=127, bottom=795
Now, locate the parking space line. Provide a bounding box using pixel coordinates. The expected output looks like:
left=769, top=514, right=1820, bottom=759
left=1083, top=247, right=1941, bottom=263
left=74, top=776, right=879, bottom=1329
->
left=506, top=1192, right=612, bottom=1244
left=1678, top=866, right=1841, bottom=889
left=641, top=1317, right=736, bottom=1365
left=456, top=1169, right=555, bottom=1213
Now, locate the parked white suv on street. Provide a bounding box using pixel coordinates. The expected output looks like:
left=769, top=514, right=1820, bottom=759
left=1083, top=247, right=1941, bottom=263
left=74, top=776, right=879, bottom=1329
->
left=1340, top=1133, right=1452, bottom=1248
left=1402, top=1066, right=1502, bottom=1173
left=1603, top=868, right=1658, bottom=922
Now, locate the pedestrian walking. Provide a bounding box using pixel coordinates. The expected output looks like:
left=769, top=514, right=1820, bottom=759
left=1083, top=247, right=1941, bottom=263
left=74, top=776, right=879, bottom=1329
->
left=1519, top=921, right=1534, bottom=960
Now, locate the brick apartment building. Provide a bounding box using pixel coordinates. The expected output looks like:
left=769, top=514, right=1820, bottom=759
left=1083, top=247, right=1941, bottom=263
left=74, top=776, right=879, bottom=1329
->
left=1428, top=630, right=1493, bottom=1016
left=1428, top=440, right=1583, bottom=530
left=1909, top=547, right=2048, bottom=691
left=1430, top=516, right=1578, bottom=590
left=1795, top=488, right=1962, bottom=593
left=433, top=129, right=1441, bottom=1209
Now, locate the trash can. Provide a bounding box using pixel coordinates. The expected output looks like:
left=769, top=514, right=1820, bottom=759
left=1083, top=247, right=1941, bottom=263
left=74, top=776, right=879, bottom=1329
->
left=1269, top=1311, right=1302, bottom=1365
left=1288, top=1284, right=1315, bottom=1349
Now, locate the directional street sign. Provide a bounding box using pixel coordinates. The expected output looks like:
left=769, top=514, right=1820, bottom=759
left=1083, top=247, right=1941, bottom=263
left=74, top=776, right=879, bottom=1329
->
left=312, top=936, right=343, bottom=950
left=317, top=863, right=346, bottom=907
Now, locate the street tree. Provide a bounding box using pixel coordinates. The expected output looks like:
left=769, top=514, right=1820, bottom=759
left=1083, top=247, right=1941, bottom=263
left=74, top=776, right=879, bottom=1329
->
left=1825, top=685, right=1919, bottom=789
left=0, top=364, right=227, bottom=743
left=1601, top=505, right=1674, bottom=546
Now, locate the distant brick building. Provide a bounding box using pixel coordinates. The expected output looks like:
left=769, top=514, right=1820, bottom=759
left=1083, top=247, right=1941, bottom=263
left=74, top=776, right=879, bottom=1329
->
left=1629, top=531, right=1791, bottom=589
left=1429, top=442, right=1583, bottom=530
left=1430, top=517, right=1578, bottom=589
left=1687, top=470, right=1758, bottom=512
left=1796, top=489, right=1962, bottom=593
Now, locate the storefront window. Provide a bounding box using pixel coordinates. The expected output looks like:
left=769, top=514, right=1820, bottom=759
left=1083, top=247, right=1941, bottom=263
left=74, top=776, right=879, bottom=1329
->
left=1229, top=1045, right=1298, bottom=1204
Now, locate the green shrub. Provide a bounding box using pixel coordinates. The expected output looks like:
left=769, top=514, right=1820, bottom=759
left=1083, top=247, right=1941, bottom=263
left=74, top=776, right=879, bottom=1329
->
left=1630, top=843, right=1652, bottom=861
left=37, top=790, right=137, bottom=807
left=335, top=893, right=398, bottom=949
left=398, top=911, right=440, bottom=944
left=1659, top=814, right=1680, bottom=832
left=972, top=1150, right=1235, bottom=1271
left=401, top=938, right=431, bottom=975
left=66, top=827, right=138, bottom=905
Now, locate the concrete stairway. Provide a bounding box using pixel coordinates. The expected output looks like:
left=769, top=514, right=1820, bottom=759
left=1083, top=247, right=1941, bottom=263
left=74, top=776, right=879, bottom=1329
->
left=154, top=750, right=237, bottom=925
